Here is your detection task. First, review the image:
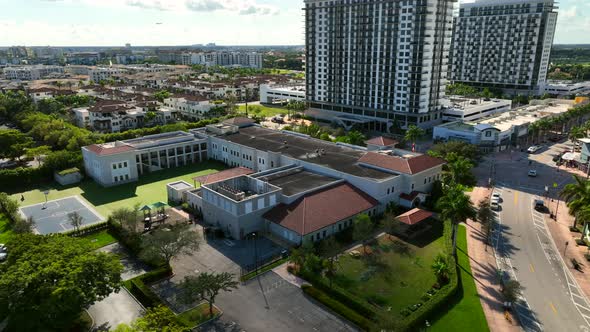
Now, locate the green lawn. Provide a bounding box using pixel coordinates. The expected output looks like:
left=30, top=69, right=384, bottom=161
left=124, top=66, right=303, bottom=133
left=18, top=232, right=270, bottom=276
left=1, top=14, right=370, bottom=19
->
left=10, top=160, right=226, bottom=218
left=0, top=214, right=14, bottom=243
left=238, top=104, right=287, bottom=118
left=176, top=303, right=220, bottom=328
left=333, top=220, right=445, bottom=318
left=429, top=225, right=489, bottom=331
left=80, top=229, right=117, bottom=250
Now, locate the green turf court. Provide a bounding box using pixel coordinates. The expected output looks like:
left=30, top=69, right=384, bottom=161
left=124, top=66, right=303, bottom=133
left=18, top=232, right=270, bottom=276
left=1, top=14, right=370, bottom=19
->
left=11, top=160, right=226, bottom=218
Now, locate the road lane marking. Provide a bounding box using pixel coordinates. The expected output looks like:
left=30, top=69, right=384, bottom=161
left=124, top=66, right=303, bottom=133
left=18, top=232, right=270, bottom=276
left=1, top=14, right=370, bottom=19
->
left=514, top=191, right=519, bottom=205
left=530, top=264, right=535, bottom=273
left=550, top=302, right=558, bottom=314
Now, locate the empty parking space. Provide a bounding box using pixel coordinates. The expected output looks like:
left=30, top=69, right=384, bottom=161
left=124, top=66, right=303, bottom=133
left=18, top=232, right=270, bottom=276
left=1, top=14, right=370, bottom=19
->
left=20, top=196, right=104, bottom=235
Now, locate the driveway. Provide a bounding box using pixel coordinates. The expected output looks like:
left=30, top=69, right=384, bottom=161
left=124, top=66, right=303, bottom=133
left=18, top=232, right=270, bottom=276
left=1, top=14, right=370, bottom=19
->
left=201, top=271, right=355, bottom=332
left=88, top=243, right=148, bottom=331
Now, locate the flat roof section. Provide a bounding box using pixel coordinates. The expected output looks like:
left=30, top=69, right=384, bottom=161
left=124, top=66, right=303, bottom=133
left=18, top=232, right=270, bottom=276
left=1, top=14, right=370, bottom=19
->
left=267, top=170, right=340, bottom=197
left=123, top=131, right=196, bottom=149
left=218, top=126, right=395, bottom=180
left=168, top=181, right=192, bottom=190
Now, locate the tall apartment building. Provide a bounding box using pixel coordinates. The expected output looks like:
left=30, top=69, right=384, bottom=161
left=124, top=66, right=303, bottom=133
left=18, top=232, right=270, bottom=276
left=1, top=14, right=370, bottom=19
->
left=450, top=0, right=558, bottom=95
left=304, top=0, right=455, bottom=131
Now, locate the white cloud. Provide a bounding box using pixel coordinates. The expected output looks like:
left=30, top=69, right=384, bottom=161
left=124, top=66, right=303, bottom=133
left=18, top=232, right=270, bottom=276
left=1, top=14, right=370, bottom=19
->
left=561, top=6, right=577, bottom=19
left=70, top=0, right=279, bottom=15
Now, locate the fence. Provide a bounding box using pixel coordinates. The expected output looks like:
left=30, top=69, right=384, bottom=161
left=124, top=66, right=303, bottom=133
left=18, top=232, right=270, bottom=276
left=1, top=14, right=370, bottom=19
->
left=240, top=251, right=286, bottom=278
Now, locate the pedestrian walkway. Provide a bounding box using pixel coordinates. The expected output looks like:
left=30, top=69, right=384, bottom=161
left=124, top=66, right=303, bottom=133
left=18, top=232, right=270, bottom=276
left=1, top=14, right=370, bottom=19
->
left=272, top=263, right=309, bottom=288
left=467, top=186, right=521, bottom=332
left=546, top=200, right=590, bottom=310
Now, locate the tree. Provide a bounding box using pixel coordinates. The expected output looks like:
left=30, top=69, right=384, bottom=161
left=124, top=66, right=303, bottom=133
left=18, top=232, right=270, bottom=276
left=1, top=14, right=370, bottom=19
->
left=569, top=126, right=586, bottom=143
left=110, top=205, right=141, bottom=233
left=286, top=100, right=306, bottom=119
left=404, top=125, right=425, bottom=152
left=443, top=152, right=476, bottom=186
left=289, top=240, right=314, bottom=270
left=140, top=224, right=201, bottom=267
left=502, top=279, right=522, bottom=303
left=12, top=216, right=35, bottom=234
left=180, top=272, right=239, bottom=316
left=562, top=176, right=590, bottom=229
left=68, top=211, right=84, bottom=233
left=477, top=200, right=494, bottom=251
left=0, top=129, right=33, bottom=160
left=225, top=93, right=238, bottom=115
left=0, top=234, right=122, bottom=331
left=431, top=253, right=451, bottom=284
left=113, top=305, right=188, bottom=332
left=353, top=213, right=373, bottom=253
left=436, top=184, right=477, bottom=254
left=25, top=145, right=52, bottom=166
left=319, top=237, right=340, bottom=288
left=427, top=140, right=481, bottom=163
left=381, top=216, right=402, bottom=240
left=0, top=192, right=20, bottom=222
left=154, top=90, right=172, bottom=103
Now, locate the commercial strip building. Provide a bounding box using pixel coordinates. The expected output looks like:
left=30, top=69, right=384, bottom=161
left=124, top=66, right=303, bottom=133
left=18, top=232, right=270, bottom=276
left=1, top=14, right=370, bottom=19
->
left=450, top=0, right=558, bottom=95
left=433, top=99, right=574, bottom=151
left=543, top=80, right=590, bottom=97
left=304, top=0, right=455, bottom=131
left=83, top=119, right=445, bottom=243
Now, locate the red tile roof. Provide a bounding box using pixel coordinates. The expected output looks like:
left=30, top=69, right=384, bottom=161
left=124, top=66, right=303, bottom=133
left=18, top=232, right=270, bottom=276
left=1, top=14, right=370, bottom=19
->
left=263, top=183, right=378, bottom=236
left=85, top=144, right=135, bottom=156
left=193, top=167, right=254, bottom=185
left=397, top=208, right=433, bottom=225
left=365, top=136, right=398, bottom=147
left=358, top=152, right=445, bottom=175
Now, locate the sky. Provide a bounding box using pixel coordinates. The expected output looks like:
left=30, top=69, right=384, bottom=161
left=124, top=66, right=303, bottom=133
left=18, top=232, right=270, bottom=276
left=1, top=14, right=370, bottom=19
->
left=0, top=0, right=588, bottom=46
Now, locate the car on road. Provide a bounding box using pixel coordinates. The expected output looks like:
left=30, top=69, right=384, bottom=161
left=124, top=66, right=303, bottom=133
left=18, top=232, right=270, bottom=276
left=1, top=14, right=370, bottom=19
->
left=0, top=160, right=18, bottom=169
left=527, top=145, right=542, bottom=153
left=271, top=115, right=284, bottom=124
left=528, top=169, right=537, bottom=177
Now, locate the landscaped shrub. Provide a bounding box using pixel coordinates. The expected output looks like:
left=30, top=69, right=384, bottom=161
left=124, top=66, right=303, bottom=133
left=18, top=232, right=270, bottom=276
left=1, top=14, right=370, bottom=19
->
left=64, top=221, right=108, bottom=237
left=301, top=285, right=373, bottom=331
left=124, top=266, right=172, bottom=308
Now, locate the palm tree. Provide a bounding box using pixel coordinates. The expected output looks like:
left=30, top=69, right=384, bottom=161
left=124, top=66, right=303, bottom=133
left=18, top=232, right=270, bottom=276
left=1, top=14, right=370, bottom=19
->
left=443, top=153, right=475, bottom=186
left=477, top=200, right=494, bottom=251
left=405, top=125, right=425, bottom=152
left=562, top=176, right=590, bottom=229
left=436, top=184, right=477, bottom=254
left=569, top=126, right=585, bottom=143
left=431, top=253, right=451, bottom=285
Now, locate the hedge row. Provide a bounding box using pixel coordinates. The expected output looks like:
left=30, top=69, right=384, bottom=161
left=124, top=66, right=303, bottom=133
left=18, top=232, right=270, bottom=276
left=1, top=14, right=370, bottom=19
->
left=65, top=221, right=109, bottom=237
left=0, top=166, right=53, bottom=188
left=298, top=270, right=377, bottom=321
left=301, top=285, right=373, bottom=331
left=124, top=265, right=173, bottom=308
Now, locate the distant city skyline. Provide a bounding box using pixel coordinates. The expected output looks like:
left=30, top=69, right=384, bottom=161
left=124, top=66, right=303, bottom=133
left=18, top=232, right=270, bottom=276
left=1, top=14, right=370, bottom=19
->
left=0, top=0, right=588, bottom=46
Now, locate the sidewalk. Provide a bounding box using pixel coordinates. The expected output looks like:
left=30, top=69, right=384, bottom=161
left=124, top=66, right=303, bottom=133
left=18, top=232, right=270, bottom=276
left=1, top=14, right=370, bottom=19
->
left=467, top=186, right=521, bottom=332
left=546, top=200, right=590, bottom=300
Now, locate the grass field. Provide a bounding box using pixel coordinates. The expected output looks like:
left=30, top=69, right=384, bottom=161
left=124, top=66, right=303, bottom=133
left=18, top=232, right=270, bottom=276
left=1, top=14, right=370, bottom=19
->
left=176, top=303, right=220, bottom=328
left=80, top=229, right=118, bottom=250
left=237, top=104, right=287, bottom=118
left=333, top=220, right=445, bottom=318
left=11, top=160, right=226, bottom=218
left=429, top=225, right=489, bottom=331
left=0, top=214, right=14, bottom=243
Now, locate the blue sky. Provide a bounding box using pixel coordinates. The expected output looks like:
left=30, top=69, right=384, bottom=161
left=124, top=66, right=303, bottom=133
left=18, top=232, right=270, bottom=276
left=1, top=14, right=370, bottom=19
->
left=0, top=0, right=587, bottom=46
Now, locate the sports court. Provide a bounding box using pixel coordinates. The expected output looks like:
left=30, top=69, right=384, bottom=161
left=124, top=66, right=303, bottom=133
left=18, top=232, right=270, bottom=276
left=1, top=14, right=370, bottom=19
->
left=20, top=196, right=104, bottom=235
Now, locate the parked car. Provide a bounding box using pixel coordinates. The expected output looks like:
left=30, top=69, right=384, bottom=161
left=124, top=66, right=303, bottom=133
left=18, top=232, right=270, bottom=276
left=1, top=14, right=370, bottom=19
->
left=534, top=199, right=545, bottom=212
left=271, top=116, right=284, bottom=124
left=0, top=161, right=18, bottom=169
left=492, top=192, right=502, bottom=202
left=0, top=244, right=5, bottom=252
left=0, top=252, right=6, bottom=262
left=528, top=169, right=537, bottom=177
left=491, top=200, right=500, bottom=211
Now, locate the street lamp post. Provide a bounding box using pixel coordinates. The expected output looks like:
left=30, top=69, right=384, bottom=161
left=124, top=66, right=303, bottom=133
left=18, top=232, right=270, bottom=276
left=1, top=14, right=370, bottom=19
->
left=251, top=232, right=258, bottom=276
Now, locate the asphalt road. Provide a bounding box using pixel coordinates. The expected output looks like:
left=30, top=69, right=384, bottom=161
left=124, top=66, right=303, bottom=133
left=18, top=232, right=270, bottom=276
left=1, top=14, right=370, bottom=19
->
left=477, top=143, right=590, bottom=332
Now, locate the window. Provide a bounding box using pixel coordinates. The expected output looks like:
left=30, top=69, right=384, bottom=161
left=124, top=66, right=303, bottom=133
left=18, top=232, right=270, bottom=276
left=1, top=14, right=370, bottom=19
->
left=424, top=179, right=427, bottom=184
left=112, top=164, right=116, bottom=170
left=123, top=161, right=128, bottom=168
left=411, top=184, right=415, bottom=190
left=485, top=131, right=492, bottom=137
left=387, top=188, right=390, bottom=195
left=125, top=174, right=129, bottom=180
left=118, top=163, right=122, bottom=168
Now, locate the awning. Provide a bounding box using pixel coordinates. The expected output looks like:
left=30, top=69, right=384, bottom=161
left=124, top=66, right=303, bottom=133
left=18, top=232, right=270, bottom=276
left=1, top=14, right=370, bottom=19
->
left=562, top=152, right=580, bottom=161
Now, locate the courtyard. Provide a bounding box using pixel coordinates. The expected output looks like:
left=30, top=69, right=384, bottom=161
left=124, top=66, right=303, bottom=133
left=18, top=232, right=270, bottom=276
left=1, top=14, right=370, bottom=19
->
left=334, top=220, right=446, bottom=319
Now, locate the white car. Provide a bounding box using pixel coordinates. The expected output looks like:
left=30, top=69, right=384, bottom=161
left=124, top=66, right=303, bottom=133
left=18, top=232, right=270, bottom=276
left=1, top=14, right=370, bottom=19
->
left=0, top=244, right=5, bottom=252
left=491, top=198, right=500, bottom=211
left=528, top=169, right=537, bottom=177
left=527, top=145, right=541, bottom=154
left=0, top=252, right=6, bottom=262
left=492, top=193, right=501, bottom=202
